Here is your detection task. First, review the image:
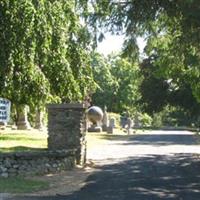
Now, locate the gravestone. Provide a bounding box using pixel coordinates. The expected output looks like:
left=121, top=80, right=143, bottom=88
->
left=35, top=109, right=44, bottom=130
left=87, top=106, right=103, bottom=132
left=47, top=103, right=87, bottom=165
left=127, top=117, right=133, bottom=135
left=107, top=117, right=115, bottom=134
left=134, top=114, right=140, bottom=128
left=109, top=118, right=116, bottom=128
left=120, top=116, right=127, bottom=128
left=102, top=106, right=108, bottom=131
left=16, top=105, right=31, bottom=130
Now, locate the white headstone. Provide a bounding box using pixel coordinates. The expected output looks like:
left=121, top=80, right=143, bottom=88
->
left=127, top=117, right=133, bottom=135
left=102, top=106, right=108, bottom=131
left=109, top=118, right=115, bottom=128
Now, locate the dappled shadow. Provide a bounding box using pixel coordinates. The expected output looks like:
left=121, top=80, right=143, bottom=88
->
left=0, top=146, right=47, bottom=153
left=121, top=134, right=199, bottom=146
left=10, top=131, right=200, bottom=200
left=63, top=154, right=200, bottom=200
left=13, top=154, right=200, bottom=200
left=0, top=135, right=44, bottom=141
left=136, top=127, right=198, bottom=131
left=99, top=133, right=199, bottom=146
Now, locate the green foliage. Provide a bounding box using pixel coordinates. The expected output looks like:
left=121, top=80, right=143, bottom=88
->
left=152, top=113, right=163, bottom=128
left=87, top=0, right=200, bottom=116
left=0, top=0, right=50, bottom=106
left=1, top=0, right=200, bottom=126
left=91, top=53, right=142, bottom=114
left=138, top=113, right=152, bottom=127
left=139, top=57, right=170, bottom=114
left=110, top=56, right=142, bottom=113
left=0, top=0, right=95, bottom=109
left=151, top=105, right=198, bottom=128
left=141, top=34, right=200, bottom=118
left=91, top=53, right=119, bottom=110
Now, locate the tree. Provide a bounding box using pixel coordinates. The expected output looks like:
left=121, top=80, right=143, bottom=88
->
left=139, top=56, right=170, bottom=114
left=91, top=53, right=141, bottom=114
left=110, top=56, right=142, bottom=113
left=0, top=0, right=95, bottom=110
left=87, top=0, right=200, bottom=104
left=0, top=0, right=50, bottom=108
left=91, top=52, right=118, bottom=111
left=140, top=54, right=200, bottom=119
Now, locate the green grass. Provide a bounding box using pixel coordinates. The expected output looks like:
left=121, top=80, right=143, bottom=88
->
left=0, top=131, right=49, bottom=193
left=0, top=177, right=49, bottom=193
left=0, top=129, right=133, bottom=194
left=0, top=130, right=47, bottom=153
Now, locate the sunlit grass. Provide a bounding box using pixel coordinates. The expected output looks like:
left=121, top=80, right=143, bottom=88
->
left=0, top=130, right=48, bottom=153
left=0, top=128, right=139, bottom=153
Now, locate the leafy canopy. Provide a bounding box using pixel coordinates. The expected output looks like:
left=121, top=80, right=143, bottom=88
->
left=0, top=0, right=95, bottom=108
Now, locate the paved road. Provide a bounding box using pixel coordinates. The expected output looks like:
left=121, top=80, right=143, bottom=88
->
left=10, top=130, right=200, bottom=200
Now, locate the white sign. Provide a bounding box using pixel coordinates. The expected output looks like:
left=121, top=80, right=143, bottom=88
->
left=0, top=98, right=11, bottom=122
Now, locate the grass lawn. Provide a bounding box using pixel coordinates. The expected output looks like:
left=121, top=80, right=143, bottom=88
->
left=0, top=177, right=49, bottom=193
left=0, top=130, right=47, bottom=153
left=0, top=128, right=132, bottom=153
left=0, top=128, right=132, bottom=194
left=0, top=130, right=49, bottom=193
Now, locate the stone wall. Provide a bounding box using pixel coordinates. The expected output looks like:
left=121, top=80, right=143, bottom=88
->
left=0, top=103, right=87, bottom=178
left=47, top=103, right=87, bottom=165
left=0, top=149, right=76, bottom=178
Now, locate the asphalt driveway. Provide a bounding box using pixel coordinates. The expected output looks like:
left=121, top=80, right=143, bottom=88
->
left=8, top=130, right=200, bottom=200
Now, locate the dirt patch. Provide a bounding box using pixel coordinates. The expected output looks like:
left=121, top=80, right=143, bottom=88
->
left=22, top=162, right=96, bottom=197
left=29, top=166, right=94, bottom=196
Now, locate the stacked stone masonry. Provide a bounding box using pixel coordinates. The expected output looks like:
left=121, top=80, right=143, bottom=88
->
left=0, top=103, right=87, bottom=178
left=0, top=150, right=76, bottom=178
left=47, top=104, right=87, bottom=165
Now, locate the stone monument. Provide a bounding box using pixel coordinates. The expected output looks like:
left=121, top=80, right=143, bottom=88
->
left=35, top=109, right=44, bottom=130
left=87, top=106, right=103, bottom=132
left=102, top=106, right=108, bottom=131
left=127, top=117, right=133, bottom=135
left=120, top=116, right=127, bottom=128
left=110, top=118, right=116, bottom=128
left=16, top=105, right=31, bottom=130
left=107, top=117, right=115, bottom=134
left=134, top=113, right=140, bottom=128
left=47, top=103, right=87, bottom=165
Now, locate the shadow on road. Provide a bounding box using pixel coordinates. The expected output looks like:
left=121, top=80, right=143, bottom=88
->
left=121, top=134, right=199, bottom=146
left=14, top=154, right=200, bottom=200
left=11, top=132, right=200, bottom=200
left=63, top=154, right=200, bottom=200
left=99, top=132, right=199, bottom=146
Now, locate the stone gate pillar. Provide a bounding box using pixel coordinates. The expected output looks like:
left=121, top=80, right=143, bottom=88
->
left=47, top=103, right=87, bottom=165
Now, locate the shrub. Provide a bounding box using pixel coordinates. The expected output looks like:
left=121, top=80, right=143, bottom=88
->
left=138, top=113, right=152, bottom=127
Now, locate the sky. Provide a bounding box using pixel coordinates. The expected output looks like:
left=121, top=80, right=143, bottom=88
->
left=97, top=33, right=146, bottom=56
